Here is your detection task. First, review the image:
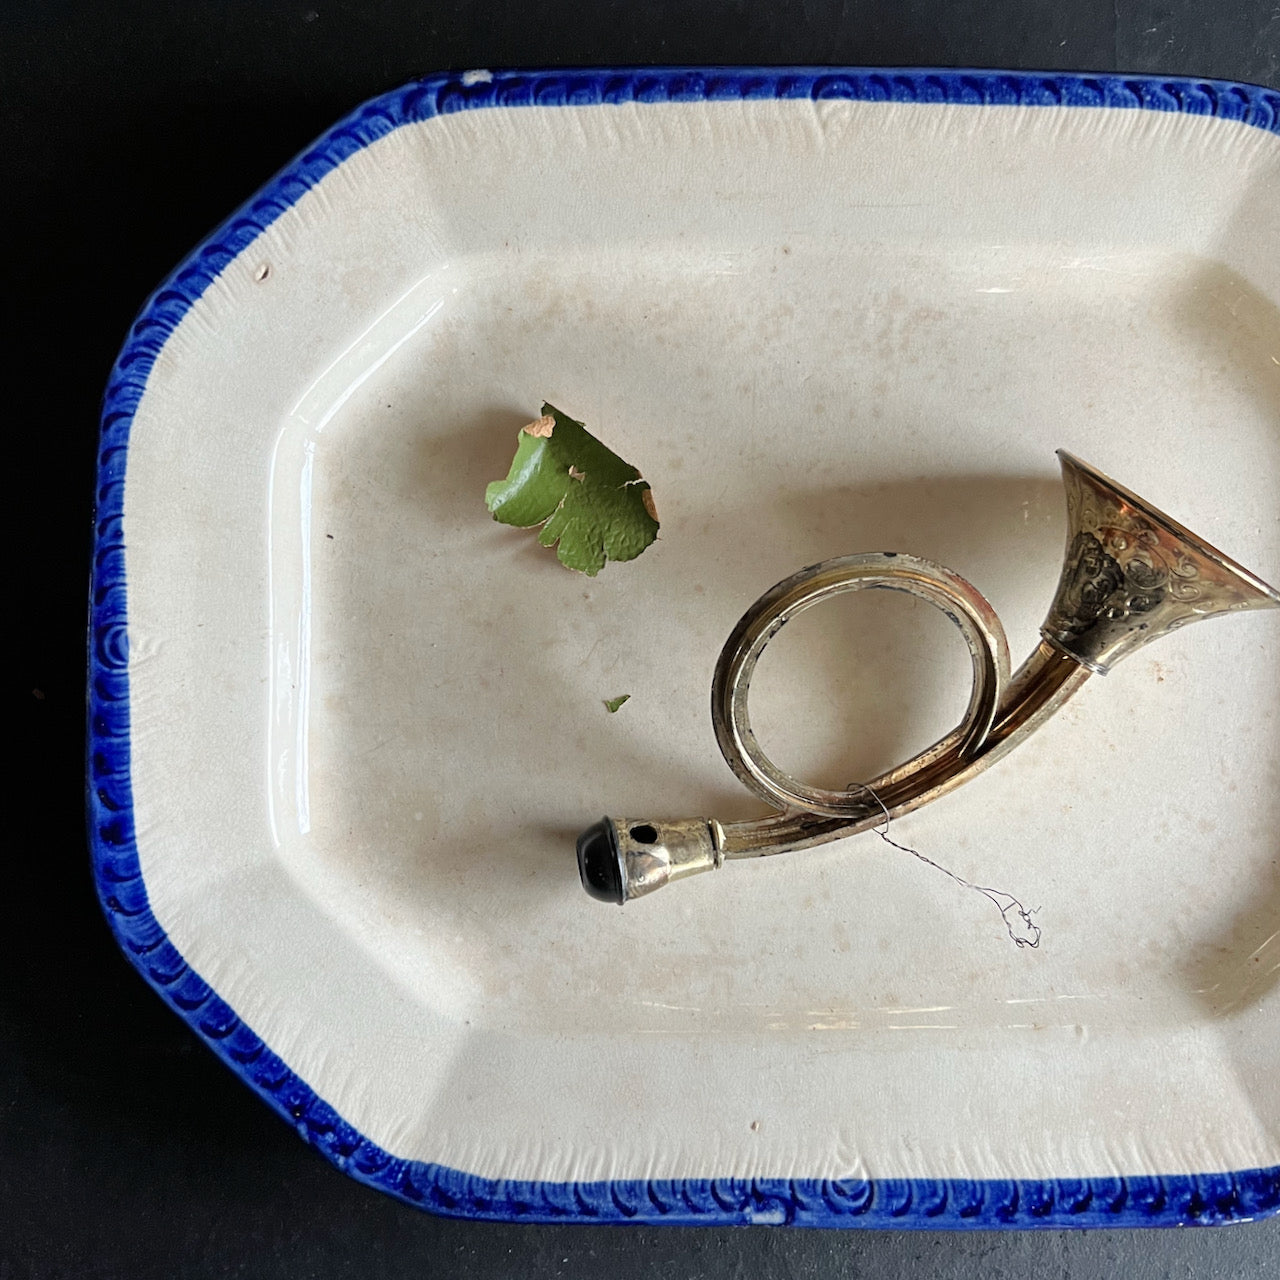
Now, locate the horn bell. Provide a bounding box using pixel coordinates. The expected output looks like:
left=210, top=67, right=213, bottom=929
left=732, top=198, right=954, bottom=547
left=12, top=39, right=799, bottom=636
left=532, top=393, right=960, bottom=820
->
left=1041, top=451, right=1280, bottom=675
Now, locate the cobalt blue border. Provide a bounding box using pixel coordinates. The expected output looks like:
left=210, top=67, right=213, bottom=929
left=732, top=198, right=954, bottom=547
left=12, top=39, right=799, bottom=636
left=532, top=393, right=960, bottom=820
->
left=89, top=67, right=1280, bottom=1228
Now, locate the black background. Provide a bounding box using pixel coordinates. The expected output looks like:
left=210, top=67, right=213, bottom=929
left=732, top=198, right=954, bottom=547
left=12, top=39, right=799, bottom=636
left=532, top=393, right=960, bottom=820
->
left=6, top=2, right=1280, bottom=1276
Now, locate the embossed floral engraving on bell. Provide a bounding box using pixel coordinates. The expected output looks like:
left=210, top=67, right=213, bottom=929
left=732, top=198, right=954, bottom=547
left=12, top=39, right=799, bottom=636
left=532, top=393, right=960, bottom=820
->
left=1042, top=452, right=1280, bottom=674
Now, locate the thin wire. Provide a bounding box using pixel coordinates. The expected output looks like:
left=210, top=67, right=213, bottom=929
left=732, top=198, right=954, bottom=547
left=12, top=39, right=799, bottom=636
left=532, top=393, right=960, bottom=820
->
left=845, top=781, right=1042, bottom=949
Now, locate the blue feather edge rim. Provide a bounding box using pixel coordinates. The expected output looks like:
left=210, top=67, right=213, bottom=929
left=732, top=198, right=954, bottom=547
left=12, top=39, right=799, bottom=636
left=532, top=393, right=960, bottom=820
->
left=89, top=67, right=1280, bottom=1228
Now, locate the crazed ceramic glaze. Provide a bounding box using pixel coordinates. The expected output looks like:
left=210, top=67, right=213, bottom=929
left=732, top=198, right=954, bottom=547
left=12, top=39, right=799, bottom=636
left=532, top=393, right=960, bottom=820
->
left=90, top=69, right=1280, bottom=1226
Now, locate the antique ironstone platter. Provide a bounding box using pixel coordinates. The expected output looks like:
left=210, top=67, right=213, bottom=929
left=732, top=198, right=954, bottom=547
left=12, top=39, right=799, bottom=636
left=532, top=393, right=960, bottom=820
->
left=89, top=68, right=1280, bottom=1226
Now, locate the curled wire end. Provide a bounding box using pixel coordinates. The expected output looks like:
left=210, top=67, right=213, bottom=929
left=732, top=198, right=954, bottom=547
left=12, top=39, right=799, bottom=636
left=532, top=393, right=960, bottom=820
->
left=844, top=780, right=1042, bottom=950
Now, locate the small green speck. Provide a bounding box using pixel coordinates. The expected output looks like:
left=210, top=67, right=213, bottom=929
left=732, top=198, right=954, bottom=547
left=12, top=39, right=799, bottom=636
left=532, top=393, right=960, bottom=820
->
left=604, top=694, right=631, bottom=714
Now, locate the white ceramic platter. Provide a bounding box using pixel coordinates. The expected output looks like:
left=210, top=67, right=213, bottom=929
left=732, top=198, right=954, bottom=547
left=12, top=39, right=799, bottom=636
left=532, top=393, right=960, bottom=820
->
left=91, top=69, right=1280, bottom=1226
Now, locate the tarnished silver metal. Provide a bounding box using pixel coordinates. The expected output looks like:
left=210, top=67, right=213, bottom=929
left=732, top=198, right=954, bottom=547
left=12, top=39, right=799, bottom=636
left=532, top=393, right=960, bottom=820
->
left=611, top=818, right=724, bottom=900
left=577, top=452, right=1280, bottom=903
left=710, top=552, right=1011, bottom=820
left=1043, top=452, right=1280, bottom=673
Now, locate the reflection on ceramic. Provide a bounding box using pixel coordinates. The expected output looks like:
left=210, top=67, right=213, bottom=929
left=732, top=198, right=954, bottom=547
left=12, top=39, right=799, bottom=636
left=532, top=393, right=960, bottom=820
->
left=90, top=69, right=1280, bottom=1226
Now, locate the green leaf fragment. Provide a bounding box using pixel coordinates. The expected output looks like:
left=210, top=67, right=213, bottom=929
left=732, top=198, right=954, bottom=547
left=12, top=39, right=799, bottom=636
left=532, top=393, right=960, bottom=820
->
left=485, top=403, right=659, bottom=575
left=603, top=694, right=630, bottom=713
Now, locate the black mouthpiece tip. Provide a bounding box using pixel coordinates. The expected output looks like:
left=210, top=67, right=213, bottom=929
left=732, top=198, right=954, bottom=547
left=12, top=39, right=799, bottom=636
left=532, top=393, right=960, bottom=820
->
left=577, top=818, right=625, bottom=904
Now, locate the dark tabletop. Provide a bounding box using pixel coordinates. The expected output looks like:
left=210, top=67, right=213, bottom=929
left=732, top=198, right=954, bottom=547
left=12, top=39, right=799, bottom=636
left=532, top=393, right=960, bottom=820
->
left=7, top=2, right=1280, bottom=1276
